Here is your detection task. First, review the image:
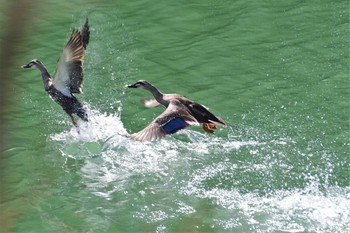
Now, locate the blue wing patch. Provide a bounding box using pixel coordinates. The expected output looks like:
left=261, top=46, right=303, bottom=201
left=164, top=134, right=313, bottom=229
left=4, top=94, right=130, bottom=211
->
left=161, top=118, right=189, bottom=134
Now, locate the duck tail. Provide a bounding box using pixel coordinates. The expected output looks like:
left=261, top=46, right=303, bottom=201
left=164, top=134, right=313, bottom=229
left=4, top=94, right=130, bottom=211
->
left=76, top=107, right=88, bottom=122
left=209, top=116, right=225, bottom=126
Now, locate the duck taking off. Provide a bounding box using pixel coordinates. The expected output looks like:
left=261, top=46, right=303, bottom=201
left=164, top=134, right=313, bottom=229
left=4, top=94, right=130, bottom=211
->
left=127, top=80, right=225, bottom=142
left=21, top=18, right=90, bottom=130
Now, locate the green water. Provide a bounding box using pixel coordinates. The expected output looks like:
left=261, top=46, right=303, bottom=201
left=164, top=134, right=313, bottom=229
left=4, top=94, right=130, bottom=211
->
left=1, top=0, right=349, bottom=232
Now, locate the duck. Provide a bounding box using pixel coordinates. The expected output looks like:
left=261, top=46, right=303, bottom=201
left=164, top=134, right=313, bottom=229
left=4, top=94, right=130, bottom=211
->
left=21, top=18, right=90, bottom=131
left=127, top=80, right=225, bottom=142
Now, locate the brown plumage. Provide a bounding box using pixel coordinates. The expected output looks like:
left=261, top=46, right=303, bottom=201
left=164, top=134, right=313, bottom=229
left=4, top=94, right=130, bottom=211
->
left=21, top=18, right=90, bottom=130
left=127, top=80, right=225, bottom=142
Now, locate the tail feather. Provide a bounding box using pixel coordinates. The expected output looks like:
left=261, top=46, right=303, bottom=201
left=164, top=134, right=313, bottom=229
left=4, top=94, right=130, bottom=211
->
left=209, top=116, right=225, bottom=125
left=78, top=111, right=88, bottom=122
left=75, top=107, right=88, bottom=122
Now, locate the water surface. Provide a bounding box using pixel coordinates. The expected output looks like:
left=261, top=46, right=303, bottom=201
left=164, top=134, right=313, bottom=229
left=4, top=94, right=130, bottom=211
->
left=1, top=0, right=349, bottom=232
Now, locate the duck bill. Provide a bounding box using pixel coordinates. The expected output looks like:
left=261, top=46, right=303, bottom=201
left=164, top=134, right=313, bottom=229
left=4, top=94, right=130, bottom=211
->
left=21, top=63, right=31, bottom=68
left=127, top=83, right=138, bottom=88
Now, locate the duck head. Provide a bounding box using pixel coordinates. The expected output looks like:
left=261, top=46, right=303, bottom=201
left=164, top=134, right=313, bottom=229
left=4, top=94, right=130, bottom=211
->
left=21, top=59, right=44, bottom=69
left=127, top=80, right=151, bottom=89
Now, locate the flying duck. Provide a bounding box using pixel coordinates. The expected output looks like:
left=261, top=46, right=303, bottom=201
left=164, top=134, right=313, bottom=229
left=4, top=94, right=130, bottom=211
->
left=21, top=18, right=90, bottom=130
left=127, top=80, right=225, bottom=142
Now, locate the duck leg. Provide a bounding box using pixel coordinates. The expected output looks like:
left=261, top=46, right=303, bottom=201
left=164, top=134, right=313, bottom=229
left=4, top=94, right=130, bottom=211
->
left=202, top=123, right=216, bottom=134
left=69, top=115, right=80, bottom=134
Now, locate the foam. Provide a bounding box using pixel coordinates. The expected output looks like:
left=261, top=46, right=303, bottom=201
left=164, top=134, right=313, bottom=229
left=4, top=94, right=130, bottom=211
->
left=49, top=107, right=348, bottom=232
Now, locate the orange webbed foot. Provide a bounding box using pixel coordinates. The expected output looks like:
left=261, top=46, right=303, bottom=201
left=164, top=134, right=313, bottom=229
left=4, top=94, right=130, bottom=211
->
left=202, top=123, right=216, bottom=134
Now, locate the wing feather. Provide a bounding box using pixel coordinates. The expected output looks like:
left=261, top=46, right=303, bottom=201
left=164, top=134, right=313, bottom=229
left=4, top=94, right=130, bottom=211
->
left=130, top=100, right=199, bottom=142
left=53, top=20, right=90, bottom=96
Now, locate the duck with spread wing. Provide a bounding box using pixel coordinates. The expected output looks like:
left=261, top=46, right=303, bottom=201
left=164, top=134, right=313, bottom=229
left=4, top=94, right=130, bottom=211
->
left=127, top=80, right=225, bottom=142
left=21, top=18, right=90, bottom=131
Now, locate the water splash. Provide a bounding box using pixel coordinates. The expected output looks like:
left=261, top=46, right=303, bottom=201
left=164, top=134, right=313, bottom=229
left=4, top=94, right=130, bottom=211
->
left=50, top=107, right=128, bottom=143
left=180, top=163, right=350, bottom=232
left=48, top=106, right=348, bottom=232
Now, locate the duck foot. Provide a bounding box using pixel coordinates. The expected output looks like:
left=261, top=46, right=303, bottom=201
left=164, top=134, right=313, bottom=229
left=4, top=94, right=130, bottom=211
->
left=202, top=123, right=216, bottom=134
left=69, top=115, right=80, bottom=134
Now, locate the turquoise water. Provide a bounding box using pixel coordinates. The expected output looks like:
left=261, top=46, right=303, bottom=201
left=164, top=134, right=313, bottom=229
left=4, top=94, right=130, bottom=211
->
left=1, top=0, right=349, bottom=232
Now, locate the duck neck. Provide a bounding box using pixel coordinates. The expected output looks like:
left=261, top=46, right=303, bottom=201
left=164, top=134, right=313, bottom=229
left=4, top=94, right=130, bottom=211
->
left=146, top=84, right=168, bottom=106
left=36, top=64, right=52, bottom=91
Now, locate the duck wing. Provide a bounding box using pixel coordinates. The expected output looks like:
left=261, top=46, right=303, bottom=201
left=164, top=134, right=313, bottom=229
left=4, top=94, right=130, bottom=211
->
left=130, top=100, right=199, bottom=142
left=81, top=18, right=90, bottom=49
left=53, top=19, right=90, bottom=97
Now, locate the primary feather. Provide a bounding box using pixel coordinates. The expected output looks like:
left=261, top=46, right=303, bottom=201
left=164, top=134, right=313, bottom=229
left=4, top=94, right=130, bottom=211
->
left=53, top=18, right=90, bottom=96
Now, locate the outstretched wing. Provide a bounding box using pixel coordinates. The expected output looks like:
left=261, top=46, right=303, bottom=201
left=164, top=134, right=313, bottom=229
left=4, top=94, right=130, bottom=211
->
left=130, top=100, right=199, bottom=142
left=53, top=19, right=90, bottom=96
